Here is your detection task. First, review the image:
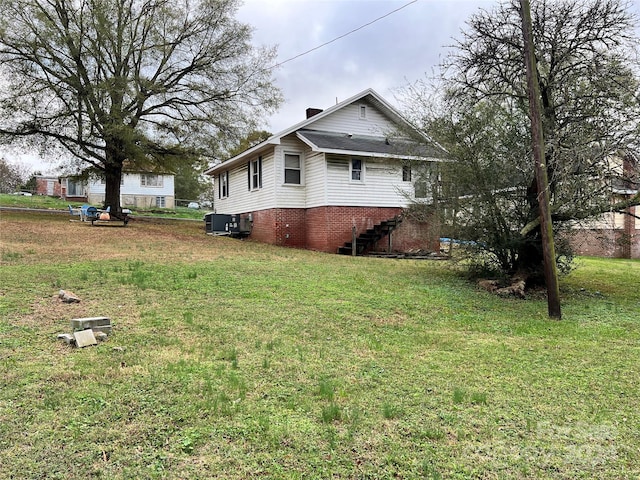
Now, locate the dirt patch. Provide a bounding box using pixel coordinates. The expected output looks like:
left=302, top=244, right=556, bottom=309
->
left=1, top=211, right=242, bottom=264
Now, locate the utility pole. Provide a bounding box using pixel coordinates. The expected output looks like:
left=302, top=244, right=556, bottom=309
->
left=519, top=0, right=562, bottom=319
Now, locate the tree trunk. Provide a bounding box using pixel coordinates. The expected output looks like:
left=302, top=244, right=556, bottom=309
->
left=104, top=140, right=124, bottom=213
left=515, top=229, right=545, bottom=286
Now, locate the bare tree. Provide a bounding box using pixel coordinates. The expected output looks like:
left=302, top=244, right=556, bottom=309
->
left=402, top=0, right=640, bottom=286
left=0, top=157, right=26, bottom=193
left=0, top=0, right=282, bottom=212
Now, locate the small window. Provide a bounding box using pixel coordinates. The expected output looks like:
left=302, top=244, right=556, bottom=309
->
left=284, top=153, right=301, bottom=185
left=414, top=181, right=428, bottom=199
left=402, top=165, right=412, bottom=182
left=141, top=174, right=162, bottom=187
left=248, top=157, right=262, bottom=190
left=156, top=196, right=166, bottom=208
left=67, top=179, right=83, bottom=196
left=413, top=163, right=441, bottom=199
left=219, top=171, right=229, bottom=199
left=359, top=105, right=367, bottom=119
left=350, top=159, right=363, bottom=182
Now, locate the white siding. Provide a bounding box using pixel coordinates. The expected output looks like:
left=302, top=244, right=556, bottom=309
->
left=87, top=173, right=175, bottom=208
left=274, top=136, right=310, bottom=208
left=207, top=93, right=435, bottom=212
left=310, top=100, right=397, bottom=136
left=304, top=151, right=327, bottom=208
left=87, top=173, right=173, bottom=196
left=215, top=151, right=277, bottom=214
left=325, top=156, right=414, bottom=207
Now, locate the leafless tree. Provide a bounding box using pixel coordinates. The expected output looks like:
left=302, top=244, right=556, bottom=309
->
left=402, top=0, right=640, bottom=284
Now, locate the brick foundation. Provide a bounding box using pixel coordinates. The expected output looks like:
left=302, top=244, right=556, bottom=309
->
left=240, top=206, right=439, bottom=254
left=565, top=226, right=640, bottom=259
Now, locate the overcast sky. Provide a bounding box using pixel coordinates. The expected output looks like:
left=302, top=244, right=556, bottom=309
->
left=5, top=0, right=639, bottom=173
left=237, top=0, right=497, bottom=133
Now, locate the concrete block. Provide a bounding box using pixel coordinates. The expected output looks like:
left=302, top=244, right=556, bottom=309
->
left=57, top=333, right=75, bottom=345
left=90, top=325, right=112, bottom=335
left=71, top=317, right=112, bottom=333
left=74, top=329, right=97, bottom=348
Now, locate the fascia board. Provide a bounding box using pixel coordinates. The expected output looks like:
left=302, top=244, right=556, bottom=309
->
left=313, top=146, right=443, bottom=162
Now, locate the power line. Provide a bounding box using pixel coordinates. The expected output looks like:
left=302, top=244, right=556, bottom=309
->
left=271, top=0, right=418, bottom=69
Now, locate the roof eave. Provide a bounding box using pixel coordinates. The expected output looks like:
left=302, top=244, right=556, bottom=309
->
left=312, top=147, right=442, bottom=161
left=204, top=140, right=279, bottom=175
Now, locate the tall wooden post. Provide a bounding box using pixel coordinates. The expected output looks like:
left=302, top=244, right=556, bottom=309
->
left=352, top=226, right=357, bottom=256
left=520, top=0, right=562, bottom=319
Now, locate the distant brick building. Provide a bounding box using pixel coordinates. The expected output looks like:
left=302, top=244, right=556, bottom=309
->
left=566, top=153, right=639, bottom=259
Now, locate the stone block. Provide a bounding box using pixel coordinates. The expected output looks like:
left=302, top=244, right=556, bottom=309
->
left=95, top=332, right=108, bottom=342
left=74, top=329, right=97, bottom=348
left=57, top=333, right=75, bottom=345
left=71, top=317, right=112, bottom=333
left=59, top=289, right=81, bottom=303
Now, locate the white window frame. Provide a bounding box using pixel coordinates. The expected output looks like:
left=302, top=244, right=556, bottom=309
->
left=219, top=171, right=229, bottom=199
left=156, top=196, right=166, bottom=208
left=284, top=152, right=303, bottom=185
left=350, top=158, right=364, bottom=183
left=402, top=165, right=412, bottom=182
left=141, top=174, right=163, bottom=187
left=250, top=157, right=262, bottom=190
left=359, top=104, right=367, bottom=120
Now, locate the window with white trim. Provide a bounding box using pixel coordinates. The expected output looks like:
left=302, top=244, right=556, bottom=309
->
left=402, top=165, right=412, bottom=182
left=359, top=104, right=367, bottom=119
left=218, top=171, right=229, bottom=198
left=350, top=158, right=364, bottom=182
left=141, top=174, right=162, bottom=187
left=156, top=196, right=166, bottom=208
left=284, top=153, right=302, bottom=185
left=248, top=157, right=262, bottom=190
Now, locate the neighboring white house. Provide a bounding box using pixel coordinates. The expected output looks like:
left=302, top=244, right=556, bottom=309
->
left=89, top=172, right=175, bottom=209
left=204, top=88, right=445, bottom=254
left=52, top=170, right=175, bottom=209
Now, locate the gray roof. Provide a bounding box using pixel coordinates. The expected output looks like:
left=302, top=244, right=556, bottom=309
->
left=296, top=129, right=444, bottom=160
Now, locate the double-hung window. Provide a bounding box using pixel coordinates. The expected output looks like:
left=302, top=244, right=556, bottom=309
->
left=218, top=171, right=229, bottom=199
left=402, top=165, right=412, bottom=182
left=284, top=153, right=301, bottom=185
left=248, top=157, right=262, bottom=190
left=350, top=159, right=363, bottom=182
left=141, top=174, right=162, bottom=187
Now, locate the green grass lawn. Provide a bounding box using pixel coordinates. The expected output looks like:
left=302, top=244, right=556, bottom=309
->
left=0, top=193, right=205, bottom=219
left=1, top=211, right=639, bottom=479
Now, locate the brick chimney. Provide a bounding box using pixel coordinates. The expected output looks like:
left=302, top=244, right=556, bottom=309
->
left=306, top=108, right=323, bottom=119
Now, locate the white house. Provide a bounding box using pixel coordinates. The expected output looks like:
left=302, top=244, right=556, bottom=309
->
left=204, top=88, right=444, bottom=254
left=89, top=171, right=175, bottom=209
left=54, top=170, right=175, bottom=209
